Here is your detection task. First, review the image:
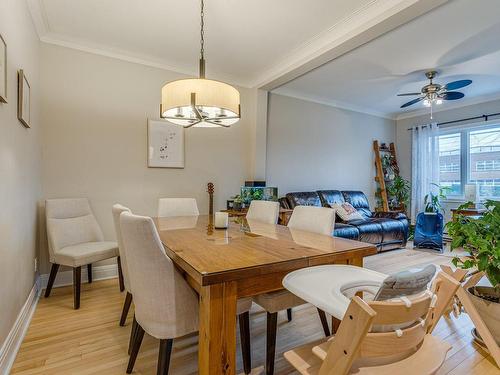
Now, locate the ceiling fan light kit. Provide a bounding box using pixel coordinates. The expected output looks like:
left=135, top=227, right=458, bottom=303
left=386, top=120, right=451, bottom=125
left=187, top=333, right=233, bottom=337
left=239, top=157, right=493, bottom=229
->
left=397, top=70, right=472, bottom=119
left=160, top=0, right=240, bottom=128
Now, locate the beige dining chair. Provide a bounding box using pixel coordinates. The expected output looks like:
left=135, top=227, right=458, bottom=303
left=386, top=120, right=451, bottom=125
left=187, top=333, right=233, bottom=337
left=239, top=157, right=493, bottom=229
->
left=253, top=205, right=336, bottom=375
left=121, top=212, right=254, bottom=374
left=246, top=200, right=280, bottom=224
left=44, top=198, right=123, bottom=309
left=158, top=197, right=199, bottom=217
left=112, top=204, right=133, bottom=326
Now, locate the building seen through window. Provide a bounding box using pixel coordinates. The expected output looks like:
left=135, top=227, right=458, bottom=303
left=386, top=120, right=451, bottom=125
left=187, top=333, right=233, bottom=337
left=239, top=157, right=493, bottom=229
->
left=438, top=126, right=500, bottom=199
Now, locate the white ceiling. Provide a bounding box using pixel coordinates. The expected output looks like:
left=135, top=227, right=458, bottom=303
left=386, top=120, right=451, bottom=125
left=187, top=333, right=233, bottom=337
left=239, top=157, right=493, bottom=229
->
left=28, top=0, right=377, bottom=86
left=273, top=0, right=500, bottom=119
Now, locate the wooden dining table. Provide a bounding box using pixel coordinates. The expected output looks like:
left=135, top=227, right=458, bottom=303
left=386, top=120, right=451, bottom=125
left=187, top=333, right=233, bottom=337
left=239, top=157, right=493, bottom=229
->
left=153, top=215, right=377, bottom=375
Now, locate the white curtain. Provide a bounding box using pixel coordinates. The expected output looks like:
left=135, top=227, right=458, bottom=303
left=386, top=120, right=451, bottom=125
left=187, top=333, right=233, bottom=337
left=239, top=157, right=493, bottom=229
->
left=411, top=123, right=440, bottom=222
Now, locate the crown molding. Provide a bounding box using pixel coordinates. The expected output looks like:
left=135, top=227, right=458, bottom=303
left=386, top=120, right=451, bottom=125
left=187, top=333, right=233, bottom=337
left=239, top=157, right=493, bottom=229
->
left=26, top=0, right=252, bottom=87
left=27, top=0, right=448, bottom=91
left=272, top=89, right=395, bottom=120
left=394, top=91, right=500, bottom=121
left=253, top=0, right=449, bottom=90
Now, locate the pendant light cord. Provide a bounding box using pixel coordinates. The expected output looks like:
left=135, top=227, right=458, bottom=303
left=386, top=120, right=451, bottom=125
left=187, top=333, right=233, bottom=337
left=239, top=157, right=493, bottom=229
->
left=199, top=0, right=206, bottom=78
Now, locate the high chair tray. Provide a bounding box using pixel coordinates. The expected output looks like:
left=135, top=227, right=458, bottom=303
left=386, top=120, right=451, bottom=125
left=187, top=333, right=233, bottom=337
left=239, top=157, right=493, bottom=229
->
left=282, top=265, right=387, bottom=319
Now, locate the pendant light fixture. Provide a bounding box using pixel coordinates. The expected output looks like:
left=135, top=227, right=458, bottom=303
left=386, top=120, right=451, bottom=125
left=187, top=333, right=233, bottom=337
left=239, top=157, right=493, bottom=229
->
left=160, top=0, right=240, bottom=128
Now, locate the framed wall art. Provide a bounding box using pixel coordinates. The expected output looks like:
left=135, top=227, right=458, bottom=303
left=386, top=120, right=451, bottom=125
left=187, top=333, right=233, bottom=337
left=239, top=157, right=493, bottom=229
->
left=0, top=34, right=6, bottom=103
left=147, top=119, right=185, bottom=168
left=17, top=69, right=31, bottom=128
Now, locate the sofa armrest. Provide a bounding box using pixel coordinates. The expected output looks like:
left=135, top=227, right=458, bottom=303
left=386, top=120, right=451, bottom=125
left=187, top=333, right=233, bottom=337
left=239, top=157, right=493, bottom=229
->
left=372, top=211, right=408, bottom=220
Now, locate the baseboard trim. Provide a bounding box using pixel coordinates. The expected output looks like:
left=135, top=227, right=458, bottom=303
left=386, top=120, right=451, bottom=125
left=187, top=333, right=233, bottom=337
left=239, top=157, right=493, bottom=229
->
left=40, top=263, right=118, bottom=289
left=0, top=276, right=41, bottom=374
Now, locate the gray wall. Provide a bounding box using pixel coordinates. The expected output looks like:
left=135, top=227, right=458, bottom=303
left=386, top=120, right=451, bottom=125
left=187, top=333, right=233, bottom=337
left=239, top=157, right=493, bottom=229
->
left=38, top=43, right=256, bottom=274
left=266, top=93, right=396, bottom=205
left=0, top=0, right=41, bottom=347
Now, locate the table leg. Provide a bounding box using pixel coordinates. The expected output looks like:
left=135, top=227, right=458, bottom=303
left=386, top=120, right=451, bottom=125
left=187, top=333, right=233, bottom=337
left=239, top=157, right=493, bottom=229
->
left=348, top=256, right=363, bottom=267
left=199, top=281, right=238, bottom=375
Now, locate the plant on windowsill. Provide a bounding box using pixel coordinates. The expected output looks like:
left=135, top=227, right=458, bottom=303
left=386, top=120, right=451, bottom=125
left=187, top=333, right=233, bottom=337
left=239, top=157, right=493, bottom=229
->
left=424, top=183, right=451, bottom=213
left=446, top=199, right=500, bottom=344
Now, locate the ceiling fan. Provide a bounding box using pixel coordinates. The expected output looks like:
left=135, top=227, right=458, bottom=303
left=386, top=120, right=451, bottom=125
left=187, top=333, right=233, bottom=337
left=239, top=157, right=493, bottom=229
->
left=397, top=71, right=472, bottom=115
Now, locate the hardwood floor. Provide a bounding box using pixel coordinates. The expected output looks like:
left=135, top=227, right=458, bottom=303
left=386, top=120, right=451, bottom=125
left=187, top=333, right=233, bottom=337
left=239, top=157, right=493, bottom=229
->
left=11, top=249, right=499, bottom=374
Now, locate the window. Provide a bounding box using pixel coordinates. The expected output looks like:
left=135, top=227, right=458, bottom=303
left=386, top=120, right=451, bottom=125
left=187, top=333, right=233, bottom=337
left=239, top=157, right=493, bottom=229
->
left=476, top=160, right=500, bottom=171
left=438, top=125, right=500, bottom=199
left=439, top=133, right=461, bottom=196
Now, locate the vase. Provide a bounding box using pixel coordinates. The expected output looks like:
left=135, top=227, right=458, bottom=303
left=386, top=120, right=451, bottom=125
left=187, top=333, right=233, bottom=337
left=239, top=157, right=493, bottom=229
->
left=467, top=286, right=500, bottom=346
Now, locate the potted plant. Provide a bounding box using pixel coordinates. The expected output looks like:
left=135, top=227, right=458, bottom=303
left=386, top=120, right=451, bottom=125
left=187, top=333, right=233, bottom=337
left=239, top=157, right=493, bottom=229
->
left=232, top=195, right=243, bottom=211
left=386, top=176, right=410, bottom=212
left=446, top=199, right=500, bottom=344
left=381, top=154, right=395, bottom=181
left=424, top=183, right=451, bottom=213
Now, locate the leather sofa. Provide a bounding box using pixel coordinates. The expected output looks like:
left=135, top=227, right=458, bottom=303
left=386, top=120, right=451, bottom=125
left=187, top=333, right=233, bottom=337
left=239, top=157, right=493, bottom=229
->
left=282, top=190, right=408, bottom=252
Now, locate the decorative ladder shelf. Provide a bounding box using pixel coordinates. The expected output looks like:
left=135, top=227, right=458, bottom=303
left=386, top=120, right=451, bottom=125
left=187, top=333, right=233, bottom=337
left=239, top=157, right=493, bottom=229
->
left=373, top=140, right=400, bottom=212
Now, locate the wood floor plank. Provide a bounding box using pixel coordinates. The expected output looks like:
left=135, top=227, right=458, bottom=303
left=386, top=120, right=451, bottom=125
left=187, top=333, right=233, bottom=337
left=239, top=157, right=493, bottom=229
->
left=11, top=248, right=499, bottom=374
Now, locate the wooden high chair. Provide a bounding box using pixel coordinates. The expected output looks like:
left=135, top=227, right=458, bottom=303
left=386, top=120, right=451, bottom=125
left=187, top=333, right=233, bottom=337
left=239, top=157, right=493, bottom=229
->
left=284, top=271, right=460, bottom=375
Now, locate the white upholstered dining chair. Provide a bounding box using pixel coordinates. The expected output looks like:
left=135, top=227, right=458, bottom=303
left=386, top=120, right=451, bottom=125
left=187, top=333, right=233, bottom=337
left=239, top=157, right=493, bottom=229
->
left=157, top=198, right=199, bottom=217
left=112, top=204, right=133, bottom=326
left=246, top=200, right=280, bottom=224
left=253, top=205, right=336, bottom=375
left=121, top=212, right=254, bottom=374
left=287, top=205, right=336, bottom=235
left=44, top=198, right=122, bottom=309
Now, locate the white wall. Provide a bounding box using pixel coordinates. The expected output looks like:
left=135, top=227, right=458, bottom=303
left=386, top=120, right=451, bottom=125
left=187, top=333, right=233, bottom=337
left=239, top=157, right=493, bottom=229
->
left=0, top=0, right=41, bottom=347
left=266, top=93, right=396, bottom=205
left=395, top=98, right=500, bottom=220
left=39, top=44, right=256, bottom=273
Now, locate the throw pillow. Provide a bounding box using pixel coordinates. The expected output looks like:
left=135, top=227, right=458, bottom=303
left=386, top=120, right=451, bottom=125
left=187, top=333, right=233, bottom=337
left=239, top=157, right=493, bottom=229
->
left=371, top=264, right=437, bottom=332
left=374, top=264, right=436, bottom=301
left=332, top=202, right=364, bottom=221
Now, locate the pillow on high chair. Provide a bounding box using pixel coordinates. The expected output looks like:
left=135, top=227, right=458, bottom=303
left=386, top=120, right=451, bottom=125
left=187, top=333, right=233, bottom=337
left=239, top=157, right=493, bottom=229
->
left=371, top=264, right=436, bottom=333
left=374, top=264, right=436, bottom=301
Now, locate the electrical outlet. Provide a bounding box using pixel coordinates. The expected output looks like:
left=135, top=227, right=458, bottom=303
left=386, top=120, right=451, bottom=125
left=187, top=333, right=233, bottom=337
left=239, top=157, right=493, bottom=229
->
left=34, top=257, right=38, bottom=272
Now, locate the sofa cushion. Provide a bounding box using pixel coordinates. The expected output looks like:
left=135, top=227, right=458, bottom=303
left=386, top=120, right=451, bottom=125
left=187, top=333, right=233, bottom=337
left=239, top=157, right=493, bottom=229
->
left=317, top=190, right=344, bottom=207
left=370, top=217, right=406, bottom=244
left=333, top=223, right=359, bottom=240
left=347, top=220, right=383, bottom=244
left=341, top=191, right=372, bottom=218
left=285, top=192, right=322, bottom=209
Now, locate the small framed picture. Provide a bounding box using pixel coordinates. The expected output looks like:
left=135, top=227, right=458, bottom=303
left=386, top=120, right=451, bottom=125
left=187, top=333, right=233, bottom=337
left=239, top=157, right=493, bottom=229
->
left=0, top=34, right=7, bottom=103
left=147, top=119, right=185, bottom=168
left=17, top=69, right=31, bottom=128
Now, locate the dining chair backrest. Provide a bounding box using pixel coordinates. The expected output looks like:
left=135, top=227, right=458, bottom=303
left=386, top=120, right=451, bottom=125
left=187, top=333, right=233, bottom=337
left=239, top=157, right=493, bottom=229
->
left=119, top=212, right=199, bottom=339
left=157, top=198, right=200, bottom=217
left=112, top=204, right=132, bottom=293
left=46, top=198, right=104, bottom=262
left=316, top=271, right=459, bottom=375
left=287, top=205, right=335, bottom=235
left=246, top=200, right=280, bottom=224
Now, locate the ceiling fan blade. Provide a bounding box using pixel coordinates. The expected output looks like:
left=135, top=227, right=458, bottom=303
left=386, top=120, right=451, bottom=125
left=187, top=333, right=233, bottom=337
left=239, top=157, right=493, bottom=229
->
left=397, top=92, right=421, bottom=96
left=441, top=91, right=465, bottom=100
left=400, top=97, right=423, bottom=108
left=444, top=79, right=472, bottom=91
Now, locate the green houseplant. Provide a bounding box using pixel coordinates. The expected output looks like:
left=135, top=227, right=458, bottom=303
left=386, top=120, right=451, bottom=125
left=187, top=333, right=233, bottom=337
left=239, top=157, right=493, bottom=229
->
left=232, top=195, right=243, bottom=211
left=424, top=183, right=451, bottom=213
left=386, top=176, right=410, bottom=212
left=446, top=199, right=500, bottom=344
